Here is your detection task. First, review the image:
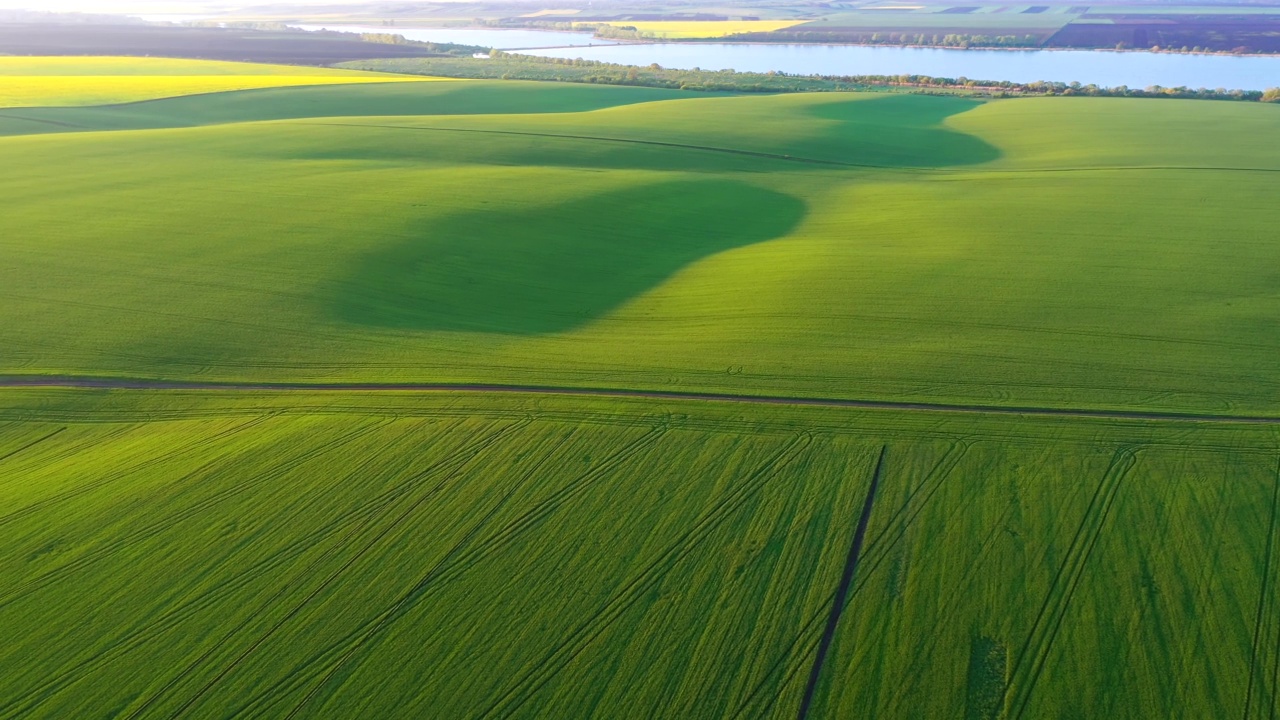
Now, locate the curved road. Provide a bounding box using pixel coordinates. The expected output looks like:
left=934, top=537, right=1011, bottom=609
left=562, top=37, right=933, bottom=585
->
left=0, top=375, right=1276, bottom=425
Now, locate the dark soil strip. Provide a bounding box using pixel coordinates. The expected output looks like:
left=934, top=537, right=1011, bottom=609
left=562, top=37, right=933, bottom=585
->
left=3, top=375, right=1280, bottom=426
left=298, top=124, right=1280, bottom=177
left=0, top=426, right=65, bottom=463
left=295, top=121, right=910, bottom=171
left=1005, top=448, right=1135, bottom=719
left=1245, top=457, right=1280, bottom=720
left=796, top=445, right=887, bottom=720
left=0, top=113, right=85, bottom=130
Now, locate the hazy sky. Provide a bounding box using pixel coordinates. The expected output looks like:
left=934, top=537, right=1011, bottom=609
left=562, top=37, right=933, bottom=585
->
left=0, top=0, right=369, bottom=11
left=0, top=1, right=221, bottom=10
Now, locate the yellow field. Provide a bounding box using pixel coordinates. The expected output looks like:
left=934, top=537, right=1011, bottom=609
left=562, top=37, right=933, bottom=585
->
left=0, top=57, right=439, bottom=108
left=587, top=20, right=808, bottom=38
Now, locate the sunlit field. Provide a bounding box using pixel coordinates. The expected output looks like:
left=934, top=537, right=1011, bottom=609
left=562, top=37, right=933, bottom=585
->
left=0, top=56, right=436, bottom=107
left=2, top=59, right=1279, bottom=718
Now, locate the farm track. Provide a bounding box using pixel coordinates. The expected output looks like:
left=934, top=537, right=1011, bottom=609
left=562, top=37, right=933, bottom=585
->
left=0, top=426, right=65, bottom=463
left=220, top=422, right=670, bottom=719
left=0, top=414, right=274, bottom=528
left=0, top=418, right=391, bottom=612
left=278, top=428, right=579, bottom=719
left=159, top=417, right=534, bottom=719
left=0, top=418, right=410, bottom=719
left=472, top=431, right=814, bottom=719
left=3, top=375, right=1280, bottom=425
left=1244, top=456, right=1274, bottom=712
left=294, top=121, right=902, bottom=170
left=1249, top=458, right=1280, bottom=719
left=4, top=421, right=505, bottom=718
left=796, top=446, right=887, bottom=720
left=293, top=121, right=1280, bottom=177
left=1005, top=447, right=1138, bottom=719
left=732, top=442, right=967, bottom=720
left=117, top=421, right=444, bottom=718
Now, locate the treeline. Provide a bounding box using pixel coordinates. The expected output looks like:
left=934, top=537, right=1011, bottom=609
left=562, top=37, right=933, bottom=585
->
left=0, top=9, right=146, bottom=24
left=342, top=32, right=481, bottom=56
left=343, top=54, right=1280, bottom=103
left=178, top=22, right=484, bottom=56
left=725, top=30, right=1043, bottom=48
left=307, top=28, right=484, bottom=57
left=466, top=18, right=659, bottom=40
left=345, top=54, right=895, bottom=92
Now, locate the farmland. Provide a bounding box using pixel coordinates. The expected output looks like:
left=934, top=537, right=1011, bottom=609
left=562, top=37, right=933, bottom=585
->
left=0, top=23, right=453, bottom=65
left=585, top=20, right=809, bottom=39
left=2, top=59, right=1280, bottom=718
left=2, top=389, right=1279, bottom=718
left=0, top=57, right=437, bottom=108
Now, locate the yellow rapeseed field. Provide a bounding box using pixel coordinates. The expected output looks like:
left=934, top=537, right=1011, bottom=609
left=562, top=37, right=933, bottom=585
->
left=0, top=56, right=439, bottom=107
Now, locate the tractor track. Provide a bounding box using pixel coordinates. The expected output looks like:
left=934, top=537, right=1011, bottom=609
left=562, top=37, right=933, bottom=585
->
left=293, top=122, right=1280, bottom=177
left=795, top=446, right=887, bottom=720
left=161, top=417, right=532, bottom=719
left=2, top=375, right=1278, bottom=425
left=1247, top=457, right=1280, bottom=720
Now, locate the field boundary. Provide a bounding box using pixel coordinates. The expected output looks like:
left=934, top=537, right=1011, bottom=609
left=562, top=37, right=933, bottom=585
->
left=1244, top=457, right=1280, bottom=719
left=796, top=445, right=887, bottom=719
left=3, top=375, right=1280, bottom=425
left=295, top=121, right=896, bottom=170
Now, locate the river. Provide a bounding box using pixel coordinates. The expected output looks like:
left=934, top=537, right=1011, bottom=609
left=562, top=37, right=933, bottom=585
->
left=296, top=25, right=1278, bottom=90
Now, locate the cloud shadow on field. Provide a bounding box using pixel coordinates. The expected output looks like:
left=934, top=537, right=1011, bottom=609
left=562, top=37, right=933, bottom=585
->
left=803, top=93, right=1001, bottom=168
left=328, top=179, right=805, bottom=335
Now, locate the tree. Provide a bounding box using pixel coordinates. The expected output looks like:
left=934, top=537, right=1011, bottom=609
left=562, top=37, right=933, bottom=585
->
left=1264, top=88, right=1280, bottom=103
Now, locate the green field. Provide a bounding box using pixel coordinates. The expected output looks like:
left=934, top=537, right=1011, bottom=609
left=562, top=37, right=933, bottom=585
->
left=2, top=60, right=1279, bottom=718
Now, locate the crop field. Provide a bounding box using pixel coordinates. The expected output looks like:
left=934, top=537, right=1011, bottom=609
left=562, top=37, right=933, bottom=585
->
left=1, top=390, right=1279, bottom=719
left=587, top=20, right=809, bottom=38
left=798, top=10, right=1074, bottom=29
left=2, top=59, right=1280, bottom=717
left=0, top=24, right=443, bottom=65
left=718, top=3, right=1280, bottom=48
left=0, top=57, right=434, bottom=108
left=1046, top=11, right=1280, bottom=52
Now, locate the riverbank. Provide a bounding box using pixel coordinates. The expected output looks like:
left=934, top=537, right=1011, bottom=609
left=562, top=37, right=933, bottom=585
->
left=343, top=54, right=1280, bottom=102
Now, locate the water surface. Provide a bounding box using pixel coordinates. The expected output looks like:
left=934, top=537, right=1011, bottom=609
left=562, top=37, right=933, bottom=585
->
left=522, top=42, right=1280, bottom=90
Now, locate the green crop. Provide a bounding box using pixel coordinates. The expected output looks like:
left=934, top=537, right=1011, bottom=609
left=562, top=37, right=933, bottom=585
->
left=2, top=60, right=1278, bottom=718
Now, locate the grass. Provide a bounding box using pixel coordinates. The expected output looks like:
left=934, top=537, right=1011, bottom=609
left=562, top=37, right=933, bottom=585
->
left=0, top=56, right=436, bottom=108
left=2, top=58, right=1280, bottom=718
left=0, top=389, right=1277, bottom=718
left=0, top=83, right=1276, bottom=415
left=0, top=80, right=690, bottom=136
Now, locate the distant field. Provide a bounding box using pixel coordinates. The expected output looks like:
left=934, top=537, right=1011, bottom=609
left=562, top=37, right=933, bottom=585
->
left=3, top=59, right=1280, bottom=718
left=1050, top=11, right=1280, bottom=51
left=715, top=3, right=1280, bottom=48
left=2, top=81, right=1277, bottom=414
left=0, top=57, right=435, bottom=107
left=799, top=10, right=1073, bottom=28
left=0, top=23, right=444, bottom=64
left=590, top=19, right=809, bottom=38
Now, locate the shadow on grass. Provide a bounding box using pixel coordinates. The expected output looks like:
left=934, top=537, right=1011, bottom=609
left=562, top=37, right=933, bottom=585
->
left=804, top=93, right=1001, bottom=168
left=261, top=93, right=1001, bottom=174
left=330, top=179, right=805, bottom=334
left=0, top=82, right=686, bottom=138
